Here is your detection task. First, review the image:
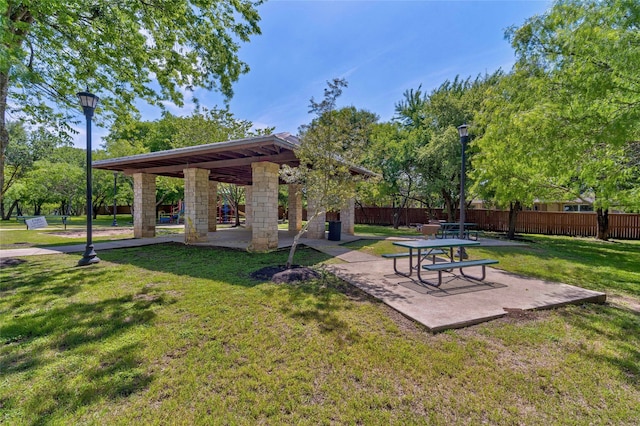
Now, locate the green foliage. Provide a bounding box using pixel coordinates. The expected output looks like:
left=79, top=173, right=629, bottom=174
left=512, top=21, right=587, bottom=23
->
left=1, top=0, right=263, bottom=220
left=472, top=71, right=566, bottom=210
left=2, top=0, right=262, bottom=124
left=2, top=123, right=64, bottom=217
left=104, top=107, right=274, bottom=156
left=505, top=0, right=640, bottom=211
left=378, top=73, right=502, bottom=221
left=22, top=160, right=84, bottom=214
left=284, top=79, right=377, bottom=215
left=281, top=79, right=377, bottom=266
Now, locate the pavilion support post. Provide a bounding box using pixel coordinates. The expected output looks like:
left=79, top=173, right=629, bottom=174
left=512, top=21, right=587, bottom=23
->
left=244, top=185, right=252, bottom=230
left=248, top=162, right=279, bottom=252
left=133, top=173, right=156, bottom=238
left=341, top=197, right=355, bottom=235
left=288, top=183, right=302, bottom=232
left=208, top=180, right=218, bottom=232
left=306, top=195, right=326, bottom=239
left=183, top=168, right=210, bottom=244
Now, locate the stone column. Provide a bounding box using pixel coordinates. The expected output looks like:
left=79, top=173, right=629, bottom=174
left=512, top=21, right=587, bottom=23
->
left=305, top=195, right=326, bottom=239
left=341, top=197, right=355, bottom=235
left=288, top=184, right=302, bottom=232
left=248, top=162, right=279, bottom=251
left=244, top=185, right=252, bottom=230
left=183, top=168, right=210, bottom=243
left=208, top=181, right=217, bottom=232
left=133, top=173, right=156, bottom=238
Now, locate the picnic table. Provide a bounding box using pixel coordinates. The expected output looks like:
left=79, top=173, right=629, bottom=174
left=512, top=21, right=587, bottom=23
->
left=389, top=238, right=498, bottom=287
left=437, top=222, right=479, bottom=240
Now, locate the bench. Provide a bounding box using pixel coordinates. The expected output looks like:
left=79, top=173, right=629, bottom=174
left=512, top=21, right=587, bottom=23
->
left=422, top=259, right=498, bottom=286
left=437, top=229, right=479, bottom=240
left=382, top=250, right=445, bottom=274
left=17, top=215, right=70, bottom=229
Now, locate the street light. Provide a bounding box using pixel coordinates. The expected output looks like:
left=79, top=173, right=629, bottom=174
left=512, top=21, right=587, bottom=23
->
left=112, top=171, right=118, bottom=227
left=458, top=124, right=469, bottom=259
left=77, top=90, right=100, bottom=266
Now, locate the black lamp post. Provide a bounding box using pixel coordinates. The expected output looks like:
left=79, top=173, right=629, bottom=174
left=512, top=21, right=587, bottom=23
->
left=458, top=124, right=469, bottom=259
left=112, top=171, right=118, bottom=227
left=77, top=90, right=100, bottom=266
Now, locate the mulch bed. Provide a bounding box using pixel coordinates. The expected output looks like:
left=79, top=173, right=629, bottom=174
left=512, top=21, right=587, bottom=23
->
left=250, top=265, right=321, bottom=283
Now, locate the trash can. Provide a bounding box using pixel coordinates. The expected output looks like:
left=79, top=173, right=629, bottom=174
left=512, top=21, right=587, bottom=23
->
left=328, top=221, right=342, bottom=241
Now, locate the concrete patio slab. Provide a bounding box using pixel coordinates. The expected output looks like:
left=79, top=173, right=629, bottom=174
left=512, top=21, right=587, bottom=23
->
left=325, top=258, right=606, bottom=332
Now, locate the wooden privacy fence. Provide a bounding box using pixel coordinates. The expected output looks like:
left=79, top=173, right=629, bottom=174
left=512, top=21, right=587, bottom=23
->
left=353, top=207, right=640, bottom=240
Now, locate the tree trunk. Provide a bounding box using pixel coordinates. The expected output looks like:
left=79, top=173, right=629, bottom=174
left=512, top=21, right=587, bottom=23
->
left=0, top=71, right=10, bottom=216
left=442, top=189, right=455, bottom=222
left=1, top=9, right=34, bottom=218
left=2, top=199, right=19, bottom=220
left=596, top=207, right=609, bottom=241
left=234, top=200, right=241, bottom=227
left=355, top=200, right=368, bottom=224
left=286, top=210, right=324, bottom=269
left=507, top=200, right=522, bottom=240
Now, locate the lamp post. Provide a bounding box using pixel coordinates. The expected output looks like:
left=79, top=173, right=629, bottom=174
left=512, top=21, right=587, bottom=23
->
left=458, top=124, right=469, bottom=259
left=77, top=90, right=100, bottom=266
left=112, top=171, right=118, bottom=227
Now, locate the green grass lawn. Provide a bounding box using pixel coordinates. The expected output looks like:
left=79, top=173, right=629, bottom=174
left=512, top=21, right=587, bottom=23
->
left=1, top=230, right=639, bottom=424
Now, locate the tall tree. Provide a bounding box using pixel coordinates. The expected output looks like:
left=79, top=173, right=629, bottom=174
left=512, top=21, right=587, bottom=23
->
left=472, top=70, right=569, bottom=239
left=366, top=122, right=423, bottom=228
left=2, top=122, right=61, bottom=218
left=1, top=0, right=263, bottom=216
left=394, top=73, right=503, bottom=221
left=507, top=0, right=640, bottom=239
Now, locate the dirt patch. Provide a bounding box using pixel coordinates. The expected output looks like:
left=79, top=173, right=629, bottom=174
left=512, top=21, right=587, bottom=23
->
left=0, top=258, right=26, bottom=268
left=250, top=265, right=321, bottom=283
left=48, top=229, right=133, bottom=238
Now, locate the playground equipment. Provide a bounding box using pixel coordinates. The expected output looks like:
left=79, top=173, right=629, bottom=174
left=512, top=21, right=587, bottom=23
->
left=158, top=199, right=247, bottom=225
left=158, top=200, right=184, bottom=224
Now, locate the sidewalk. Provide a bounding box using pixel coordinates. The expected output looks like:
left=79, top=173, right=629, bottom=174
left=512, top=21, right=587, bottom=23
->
left=0, top=234, right=183, bottom=259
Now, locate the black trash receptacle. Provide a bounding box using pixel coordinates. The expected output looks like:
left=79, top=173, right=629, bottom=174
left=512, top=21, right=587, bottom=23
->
left=328, top=221, right=342, bottom=241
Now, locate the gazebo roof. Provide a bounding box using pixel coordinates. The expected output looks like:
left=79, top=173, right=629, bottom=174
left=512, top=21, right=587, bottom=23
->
left=93, top=132, right=374, bottom=185
left=93, top=133, right=299, bottom=185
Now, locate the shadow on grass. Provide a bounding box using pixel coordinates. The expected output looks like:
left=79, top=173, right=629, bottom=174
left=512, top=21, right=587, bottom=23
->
left=102, top=243, right=367, bottom=345
left=558, top=304, right=640, bottom=389
left=0, top=260, right=164, bottom=424
left=479, top=238, right=640, bottom=297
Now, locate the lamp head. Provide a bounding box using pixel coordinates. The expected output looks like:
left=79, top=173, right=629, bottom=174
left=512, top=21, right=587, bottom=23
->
left=77, top=91, right=99, bottom=117
left=457, top=124, right=469, bottom=138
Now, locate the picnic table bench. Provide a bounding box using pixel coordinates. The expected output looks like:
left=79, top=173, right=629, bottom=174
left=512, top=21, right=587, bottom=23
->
left=385, top=238, right=499, bottom=287
left=382, top=249, right=445, bottom=274
left=437, top=222, right=479, bottom=240
left=422, top=259, right=498, bottom=286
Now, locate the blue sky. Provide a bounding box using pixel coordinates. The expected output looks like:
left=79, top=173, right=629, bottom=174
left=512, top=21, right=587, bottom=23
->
left=80, top=0, right=552, bottom=148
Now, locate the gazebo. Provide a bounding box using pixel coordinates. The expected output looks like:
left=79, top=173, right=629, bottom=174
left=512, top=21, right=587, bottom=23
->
left=93, top=132, right=370, bottom=251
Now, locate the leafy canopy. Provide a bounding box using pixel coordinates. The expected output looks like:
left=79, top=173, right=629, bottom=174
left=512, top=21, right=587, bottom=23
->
left=505, top=0, right=640, bottom=211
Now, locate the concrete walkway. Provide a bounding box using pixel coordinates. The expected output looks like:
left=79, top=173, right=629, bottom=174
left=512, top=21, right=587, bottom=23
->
left=1, top=228, right=606, bottom=332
